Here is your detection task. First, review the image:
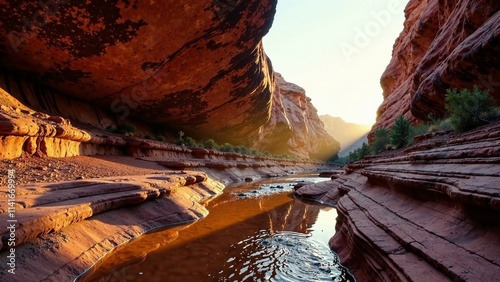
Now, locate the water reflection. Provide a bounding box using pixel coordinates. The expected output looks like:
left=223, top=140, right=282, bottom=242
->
left=80, top=176, right=354, bottom=282
left=216, top=230, right=352, bottom=281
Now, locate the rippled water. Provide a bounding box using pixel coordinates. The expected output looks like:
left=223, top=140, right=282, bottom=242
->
left=216, top=230, right=351, bottom=281
left=79, top=175, right=355, bottom=282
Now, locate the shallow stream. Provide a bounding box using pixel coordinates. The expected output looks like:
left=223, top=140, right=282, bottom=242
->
left=79, top=174, right=355, bottom=282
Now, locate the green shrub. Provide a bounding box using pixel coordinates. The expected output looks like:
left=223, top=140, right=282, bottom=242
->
left=184, top=137, right=197, bottom=147
left=156, top=135, right=166, bottom=142
left=202, top=139, right=219, bottom=149
left=483, top=107, right=500, bottom=121
left=176, top=136, right=197, bottom=147
left=235, top=145, right=251, bottom=155
left=407, top=123, right=430, bottom=146
left=445, top=86, right=496, bottom=132
left=358, top=142, right=370, bottom=159
left=347, top=142, right=370, bottom=162
left=390, top=115, right=411, bottom=149
left=371, top=128, right=389, bottom=153
left=115, top=123, right=136, bottom=136
left=348, top=150, right=358, bottom=162
left=428, top=119, right=452, bottom=132
left=219, top=143, right=235, bottom=152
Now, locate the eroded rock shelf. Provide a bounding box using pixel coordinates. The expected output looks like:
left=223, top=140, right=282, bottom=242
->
left=296, top=121, right=500, bottom=281
left=0, top=172, right=223, bottom=281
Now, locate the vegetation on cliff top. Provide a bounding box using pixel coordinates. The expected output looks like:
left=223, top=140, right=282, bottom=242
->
left=339, top=86, right=500, bottom=164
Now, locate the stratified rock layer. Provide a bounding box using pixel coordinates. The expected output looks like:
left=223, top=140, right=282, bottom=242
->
left=373, top=0, right=500, bottom=135
left=296, top=121, right=500, bottom=281
left=0, top=155, right=321, bottom=281
left=0, top=172, right=223, bottom=281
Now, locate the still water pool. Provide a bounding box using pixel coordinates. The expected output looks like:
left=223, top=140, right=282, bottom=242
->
left=79, top=175, right=355, bottom=282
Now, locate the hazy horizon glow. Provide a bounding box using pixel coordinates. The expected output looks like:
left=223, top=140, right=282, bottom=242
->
left=263, top=0, right=407, bottom=125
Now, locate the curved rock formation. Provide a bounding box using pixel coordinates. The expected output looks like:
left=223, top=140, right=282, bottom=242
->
left=0, top=172, right=223, bottom=281
left=296, top=121, right=500, bottom=281
left=0, top=157, right=322, bottom=281
left=373, top=0, right=500, bottom=135
left=0, top=1, right=337, bottom=158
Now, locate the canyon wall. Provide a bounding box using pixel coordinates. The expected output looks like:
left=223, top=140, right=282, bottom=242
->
left=253, top=73, right=340, bottom=159
left=373, top=0, right=500, bottom=135
left=0, top=1, right=338, bottom=159
left=296, top=121, right=500, bottom=281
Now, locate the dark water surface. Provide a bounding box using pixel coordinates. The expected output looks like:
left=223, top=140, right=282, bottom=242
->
left=79, top=175, right=355, bottom=282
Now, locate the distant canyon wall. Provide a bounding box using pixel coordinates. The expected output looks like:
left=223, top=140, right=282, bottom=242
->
left=0, top=1, right=338, bottom=159
left=254, top=73, right=340, bottom=159
left=319, top=115, right=371, bottom=156
left=373, top=0, right=500, bottom=135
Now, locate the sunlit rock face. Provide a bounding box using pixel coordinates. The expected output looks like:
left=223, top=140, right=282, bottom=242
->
left=372, top=0, right=500, bottom=136
left=253, top=73, right=340, bottom=159
left=0, top=2, right=273, bottom=143
left=0, top=1, right=337, bottom=158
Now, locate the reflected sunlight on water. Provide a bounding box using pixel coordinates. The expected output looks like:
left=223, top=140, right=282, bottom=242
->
left=79, top=175, right=355, bottom=282
left=216, top=230, right=353, bottom=282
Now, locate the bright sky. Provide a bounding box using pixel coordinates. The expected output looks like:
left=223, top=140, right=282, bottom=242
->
left=263, top=0, right=408, bottom=125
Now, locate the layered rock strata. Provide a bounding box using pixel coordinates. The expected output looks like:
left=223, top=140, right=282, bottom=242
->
left=296, top=121, right=500, bottom=281
left=0, top=157, right=323, bottom=281
left=373, top=0, right=500, bottom=136
left=0, top=172, right=224, bottom=281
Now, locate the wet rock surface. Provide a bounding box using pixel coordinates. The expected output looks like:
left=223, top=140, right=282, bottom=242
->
left=296, top=121, right=500, bottom=281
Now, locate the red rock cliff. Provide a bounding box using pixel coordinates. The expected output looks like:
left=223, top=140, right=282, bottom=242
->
left=253, top=73, right=340, bottom=159
left=373, top=0, right=500, bottom=134
left=0, top=1, right=338, bottom=159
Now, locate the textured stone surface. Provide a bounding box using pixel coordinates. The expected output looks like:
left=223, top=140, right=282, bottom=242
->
left=296, top=121, right=500, bottom=281
left=0, top=1, right=275, bottom=133
left=0, top=153, right=324, bottom=281
left=0, top=1, right=338, bottom=158
left=372, top=0, right=500, bottom=137
left=255, top=73, right=340, bottom=159
left=0, top=76, right=334, bottom=167
left=0, top=172, right=223, bottom=281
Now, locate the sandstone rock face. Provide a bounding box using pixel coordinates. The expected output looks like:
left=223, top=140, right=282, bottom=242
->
left=373, top=0, right=500, bottom=135
left=0, top=172, right=224, bottom=281
left=254, top=73, right=340, bottom=159
left=0, top=1, right=337, bottom=158
left=296, top=121, right=500, bottom=281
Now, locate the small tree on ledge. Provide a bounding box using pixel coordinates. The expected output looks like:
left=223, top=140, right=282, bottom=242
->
left=390, top=115, right=411, bottom=149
